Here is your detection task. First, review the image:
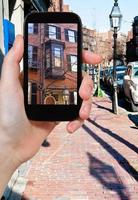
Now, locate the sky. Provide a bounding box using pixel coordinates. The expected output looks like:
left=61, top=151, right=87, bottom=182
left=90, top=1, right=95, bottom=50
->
left=64, top=0, right=138, bottom=34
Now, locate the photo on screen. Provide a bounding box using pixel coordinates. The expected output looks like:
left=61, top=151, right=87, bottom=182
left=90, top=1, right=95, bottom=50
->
left=28, top=23, right=78, bottom=105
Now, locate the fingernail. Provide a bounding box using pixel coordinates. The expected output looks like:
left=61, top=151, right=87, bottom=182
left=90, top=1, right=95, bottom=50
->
left=68, top=124, right=77, bottom=133
left=69, top=126, right=76, bottom=133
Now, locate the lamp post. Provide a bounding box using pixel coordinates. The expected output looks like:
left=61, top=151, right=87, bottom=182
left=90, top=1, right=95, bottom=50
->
left=109, top=0, right=122, bottom=114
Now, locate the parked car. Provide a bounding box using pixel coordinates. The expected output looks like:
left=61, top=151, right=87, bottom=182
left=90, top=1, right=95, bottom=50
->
left=123, top=62, right=138, bottom=112
left=116, top=71, right=125, bottom=94
left=116, top=65, right=127, bottom=72
left=101, top=68, right=110, bottom=85
left=104, top=67, right=113, bottom=87
left=108, top=71, right=125, bottom=93
left=100, top=68, right=104, bottom=80
left=108, top=65, right=127, bottom=90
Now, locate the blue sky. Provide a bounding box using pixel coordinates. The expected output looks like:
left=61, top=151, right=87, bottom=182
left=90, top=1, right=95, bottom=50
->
left=64, top=0, right=138, bottom=33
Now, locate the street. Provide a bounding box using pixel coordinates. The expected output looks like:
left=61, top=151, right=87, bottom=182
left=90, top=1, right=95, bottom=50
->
left=7, top=96, right=138, bottom=200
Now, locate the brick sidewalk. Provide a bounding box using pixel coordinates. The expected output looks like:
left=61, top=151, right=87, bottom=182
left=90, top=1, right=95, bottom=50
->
left=12, top=97, right=138, bottom=200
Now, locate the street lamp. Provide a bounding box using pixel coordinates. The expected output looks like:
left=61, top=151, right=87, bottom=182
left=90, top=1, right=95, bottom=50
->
left=109, top=0, right=122, bottom=114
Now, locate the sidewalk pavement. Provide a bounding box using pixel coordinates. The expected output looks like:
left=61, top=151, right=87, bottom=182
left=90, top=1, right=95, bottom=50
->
left=8, top=97, right=138, bottom=200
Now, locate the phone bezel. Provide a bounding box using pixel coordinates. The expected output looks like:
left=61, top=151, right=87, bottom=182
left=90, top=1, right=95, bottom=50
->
left=24, top=12, right=82, bottom=121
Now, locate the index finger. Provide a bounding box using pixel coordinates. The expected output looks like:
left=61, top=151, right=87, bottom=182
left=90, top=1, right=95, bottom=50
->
left=82, top=50, right=103, bottom=65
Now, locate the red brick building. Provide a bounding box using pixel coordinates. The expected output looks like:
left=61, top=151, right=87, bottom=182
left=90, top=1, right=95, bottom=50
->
left=28, top=23, right=78, bottom=105
left=48, top=0, right=69, bottom=12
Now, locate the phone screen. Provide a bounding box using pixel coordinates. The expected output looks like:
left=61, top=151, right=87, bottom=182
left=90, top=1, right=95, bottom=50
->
left=28, top=23, right=78, bottom=105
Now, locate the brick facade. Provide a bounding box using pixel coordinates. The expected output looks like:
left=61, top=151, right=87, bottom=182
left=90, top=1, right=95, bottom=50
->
left=48, top=0, right=69, bottom=12
left=28, top=23, right=78, bottom=105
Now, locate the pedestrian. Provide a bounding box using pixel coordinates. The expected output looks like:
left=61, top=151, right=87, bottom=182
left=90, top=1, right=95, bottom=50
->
left=0, top=35, right=102, bottom=198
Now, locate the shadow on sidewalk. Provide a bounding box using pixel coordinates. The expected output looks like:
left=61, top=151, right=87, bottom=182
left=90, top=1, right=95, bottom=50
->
left=87, top=153, right=130, bottom=200
left=87, top=118, right=138, bottom=154
left=82, top=124, right=138, bottom=181
left=128, top=114, right=138, bottom=128
left=42, top=140, right=50, bottom=147
left=93, top=102, right=112, bottom=112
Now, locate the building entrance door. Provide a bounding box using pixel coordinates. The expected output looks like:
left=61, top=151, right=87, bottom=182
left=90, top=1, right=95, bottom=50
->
left=44, top=95, right=56, bottom=104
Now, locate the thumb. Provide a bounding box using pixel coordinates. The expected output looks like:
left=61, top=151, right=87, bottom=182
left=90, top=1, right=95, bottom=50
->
left=1, top=35, right=24, bottom=86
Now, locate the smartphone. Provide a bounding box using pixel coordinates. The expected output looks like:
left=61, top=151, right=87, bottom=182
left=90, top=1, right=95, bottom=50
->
left=24, top=12, right=82, bottom=121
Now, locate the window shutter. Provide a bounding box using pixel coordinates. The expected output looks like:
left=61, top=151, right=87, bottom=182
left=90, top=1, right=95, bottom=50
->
left=33, top=46, right=38, bottom=62
left=70, top=92, right=74, bottom=104
left=34, top=24, right=38, bottom=34
left=45, top=24, right=49, bottom=37
left=31, top=95, right=37, bottom=104
left=74, top=31, right=77, bottom=43
left=33, top=46, right=37, bottom=54
left=32, top=83, right=37, bottom=93
left=67, top=55, right=71, bottom=71
left=56, top=27, right=61, bottom=40
left=31, top=83, right=37, bottom=104
left=65, top=29, right=68, bottom=41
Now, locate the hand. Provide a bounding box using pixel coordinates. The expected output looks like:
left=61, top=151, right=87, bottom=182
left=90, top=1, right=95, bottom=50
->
left=0, top=35, right=102, bottom=166
left=0, top=35, right=102, bottom=197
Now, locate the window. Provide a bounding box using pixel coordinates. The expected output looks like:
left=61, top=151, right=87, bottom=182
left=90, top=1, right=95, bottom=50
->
left=54, top=47, right=62, bottom=67
left=65, top=29, right=77, bottom=43
left=70, top=56, right=77, bottom=72
left=28, top=23, right=33, bottom=34
left=45, top=25, right=61, bottom=40
left=49, top=26, right=56, bottom=39
left=68, top=30, right=75, bottom=42
left=45, top=41, right=64, bottom=79
left=67, top=55, right=77, bottom=72
left=133, top=67, right=138, bottom=77
left=28, top=45, right=38, bottom=69
left=46, top=45, right=63, bottom=69
left=46, top=49, right=51, bottom=68
left=28, top=45, right=33, bottom=66
left=28, top=23, right=38, bottom=34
